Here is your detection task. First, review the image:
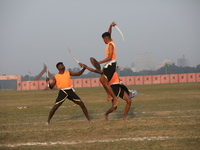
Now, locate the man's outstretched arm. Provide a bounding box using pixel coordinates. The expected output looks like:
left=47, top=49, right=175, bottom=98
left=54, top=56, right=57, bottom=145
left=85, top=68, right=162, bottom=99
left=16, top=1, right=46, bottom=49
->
left=70, top=67, right=86, bottom=76
left=79, top=63, right=103, bottom=74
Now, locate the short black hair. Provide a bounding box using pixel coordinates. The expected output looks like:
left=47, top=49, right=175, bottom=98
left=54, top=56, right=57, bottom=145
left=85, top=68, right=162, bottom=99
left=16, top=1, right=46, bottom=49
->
left=56, top=62, right=63, bottom=68
left=102, top=32, right=111, bottom=38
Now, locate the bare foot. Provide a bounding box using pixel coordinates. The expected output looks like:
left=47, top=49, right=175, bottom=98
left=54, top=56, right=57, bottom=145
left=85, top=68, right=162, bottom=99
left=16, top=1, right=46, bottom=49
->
left=106, top=96, right=113, bottom=102
left=112, top=97, right=119, bottom=107
left=104, top=114, right=108, bottom=121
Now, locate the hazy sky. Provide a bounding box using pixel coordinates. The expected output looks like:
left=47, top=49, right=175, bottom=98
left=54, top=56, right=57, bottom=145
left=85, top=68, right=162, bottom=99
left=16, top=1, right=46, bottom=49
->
left=1, top=0, right=200, bottom=76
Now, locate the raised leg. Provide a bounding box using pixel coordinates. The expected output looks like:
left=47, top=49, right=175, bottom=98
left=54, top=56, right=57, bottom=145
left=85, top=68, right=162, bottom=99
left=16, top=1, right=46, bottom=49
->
left=100, top=75, right=119, bottom=107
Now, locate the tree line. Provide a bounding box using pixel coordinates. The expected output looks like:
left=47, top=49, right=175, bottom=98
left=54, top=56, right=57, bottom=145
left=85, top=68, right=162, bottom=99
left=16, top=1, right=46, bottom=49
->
left=20, top=64, right=200, bottom=81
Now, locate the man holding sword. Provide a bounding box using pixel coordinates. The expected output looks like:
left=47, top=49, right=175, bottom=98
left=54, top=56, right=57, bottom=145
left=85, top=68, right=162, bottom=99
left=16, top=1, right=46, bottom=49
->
left=46, top=62, right=90, bottom=124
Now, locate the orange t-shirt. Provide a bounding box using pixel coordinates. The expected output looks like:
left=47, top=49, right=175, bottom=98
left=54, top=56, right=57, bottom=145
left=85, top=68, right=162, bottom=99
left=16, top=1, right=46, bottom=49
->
left=108, top=72, right=120, bottom=85
left=105, top=41, right=116, bottom=60
left=55, top=71, right=72, bottom=89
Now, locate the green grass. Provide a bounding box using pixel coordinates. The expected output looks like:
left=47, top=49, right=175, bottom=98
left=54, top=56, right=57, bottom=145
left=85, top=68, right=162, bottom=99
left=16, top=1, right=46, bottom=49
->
left=0, top=83, right=200, bottom=150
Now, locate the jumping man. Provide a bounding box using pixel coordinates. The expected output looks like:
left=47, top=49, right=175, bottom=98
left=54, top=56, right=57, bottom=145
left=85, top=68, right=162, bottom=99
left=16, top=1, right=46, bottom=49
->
left=98, top=22, right=119, bottom=107
left=46, top=62, right=90, bottom=124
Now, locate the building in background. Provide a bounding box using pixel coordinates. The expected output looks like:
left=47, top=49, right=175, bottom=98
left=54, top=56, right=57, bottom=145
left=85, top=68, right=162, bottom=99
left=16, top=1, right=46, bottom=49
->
left=130, top=62, right=136, bottom=72
left=177, top=55, right=190, bottom=67
left=134, top=52, right=156, bottom=72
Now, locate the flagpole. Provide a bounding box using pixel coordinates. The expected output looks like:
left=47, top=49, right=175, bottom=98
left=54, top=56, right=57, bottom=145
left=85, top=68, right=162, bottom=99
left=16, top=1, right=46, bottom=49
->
left=28, top=70, right=31, bottom=81
left=165, top=63, right=169, bottom=74
left=46, top=63, right=49, bottom=88
left=46, top=63, right=49, bottom=78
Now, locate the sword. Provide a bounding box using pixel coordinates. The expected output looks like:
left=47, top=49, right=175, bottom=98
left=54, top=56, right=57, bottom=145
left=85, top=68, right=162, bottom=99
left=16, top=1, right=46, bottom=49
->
left=115, top=25, right=124, bottom=42
left=68, top=48, right=80, bottom=64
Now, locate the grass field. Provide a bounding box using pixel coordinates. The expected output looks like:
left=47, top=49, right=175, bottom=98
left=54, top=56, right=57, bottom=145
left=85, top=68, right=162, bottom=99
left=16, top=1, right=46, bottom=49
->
left=0, top=82, right=200, bottom=150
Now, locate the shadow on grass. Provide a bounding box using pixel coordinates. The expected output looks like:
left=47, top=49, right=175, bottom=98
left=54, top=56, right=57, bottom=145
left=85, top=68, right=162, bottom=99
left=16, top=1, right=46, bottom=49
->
left=114, top=106, right=137, bottom=120
left=50, top=106, right=139, bottom=124
left=127, top=106, right=136, bottom=119
left=52, top=113, right=93, bottom=124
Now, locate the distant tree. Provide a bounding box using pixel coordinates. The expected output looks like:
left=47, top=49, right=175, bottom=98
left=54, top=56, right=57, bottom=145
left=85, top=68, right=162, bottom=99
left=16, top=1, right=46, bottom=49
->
left=195, top=64, right=200, bottom=72
left=67, top=68, right=72, bottom=72
left=72, top=67, right=80, bottom=72
left=22, top=75, right=29, bottom=81
left=118, top=68, right=134, bottom=76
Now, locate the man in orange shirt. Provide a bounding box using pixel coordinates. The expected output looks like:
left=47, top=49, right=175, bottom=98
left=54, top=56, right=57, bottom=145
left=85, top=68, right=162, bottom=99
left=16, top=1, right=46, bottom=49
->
left=46, top=62, right=90, bottom=124
left=79, top=63, right=137, bottom=121
left=98, top=22, right=119, bottom=107
left=106, top=72, right=137, bottom=121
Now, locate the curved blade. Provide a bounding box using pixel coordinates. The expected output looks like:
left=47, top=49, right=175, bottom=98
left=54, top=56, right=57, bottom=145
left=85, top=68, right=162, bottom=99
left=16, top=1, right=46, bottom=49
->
left=115, top=25, right=124, bottom=41
left=68, top=48, right=80, bottom=63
